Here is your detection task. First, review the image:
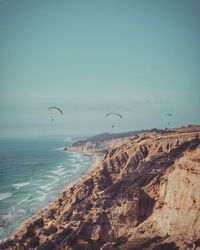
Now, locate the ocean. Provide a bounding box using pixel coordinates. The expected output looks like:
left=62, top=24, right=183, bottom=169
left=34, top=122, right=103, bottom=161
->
left=0, top=136, right=92, bottom=241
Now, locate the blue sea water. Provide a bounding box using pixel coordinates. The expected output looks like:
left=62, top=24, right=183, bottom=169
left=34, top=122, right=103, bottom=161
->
left=0, top=136, right=92, bottom=241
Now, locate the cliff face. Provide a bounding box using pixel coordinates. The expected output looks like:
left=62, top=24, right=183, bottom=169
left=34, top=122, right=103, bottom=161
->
left=1, top=126, right=200, bottom=250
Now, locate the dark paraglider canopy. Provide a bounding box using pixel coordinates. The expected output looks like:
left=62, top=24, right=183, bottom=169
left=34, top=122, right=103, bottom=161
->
left=48, top=106, right=64, bottom=115
left=165, top=113, right=172, bottom=116
left=105, top=112, right=123, bottom=119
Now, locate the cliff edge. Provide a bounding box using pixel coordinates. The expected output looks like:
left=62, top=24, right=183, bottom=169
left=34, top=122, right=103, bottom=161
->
left=1, top=126, right=200, bottom=250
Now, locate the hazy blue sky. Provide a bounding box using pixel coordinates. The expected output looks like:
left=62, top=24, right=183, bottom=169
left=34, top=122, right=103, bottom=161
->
left=0, top=0, right=200, bottom=136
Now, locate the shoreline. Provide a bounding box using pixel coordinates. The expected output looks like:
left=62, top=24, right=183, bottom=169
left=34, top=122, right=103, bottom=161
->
left=65, top=152, right=104, bottom=190
left=5, top=149, right=104, bottom=243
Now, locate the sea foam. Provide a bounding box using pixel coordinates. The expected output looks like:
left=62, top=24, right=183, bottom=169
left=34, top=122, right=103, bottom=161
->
left=12, top=182, right=30, bottom=190
left=0, top=193, right=12, bottom=201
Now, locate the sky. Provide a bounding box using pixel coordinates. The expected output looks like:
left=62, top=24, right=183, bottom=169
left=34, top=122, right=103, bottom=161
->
left=0, top=0, right=200, bottom=137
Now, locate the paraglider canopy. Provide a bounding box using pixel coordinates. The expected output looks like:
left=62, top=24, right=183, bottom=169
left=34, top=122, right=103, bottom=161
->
left=48, top=106, right=63, bottom=115
left=105, top=112, right=123, bottom=119
left=165, top=113, right=172, bottom=116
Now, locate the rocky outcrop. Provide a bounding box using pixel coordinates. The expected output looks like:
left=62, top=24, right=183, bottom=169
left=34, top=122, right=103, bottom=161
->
left=0, top=126, right=200, bottom=250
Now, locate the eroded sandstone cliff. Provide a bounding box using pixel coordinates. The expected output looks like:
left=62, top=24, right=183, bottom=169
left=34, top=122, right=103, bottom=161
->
left=1, top=126, right=200, bottom=250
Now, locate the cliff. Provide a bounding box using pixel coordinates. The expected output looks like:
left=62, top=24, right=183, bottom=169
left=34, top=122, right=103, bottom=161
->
left=1, top=126, right=200, bottom=250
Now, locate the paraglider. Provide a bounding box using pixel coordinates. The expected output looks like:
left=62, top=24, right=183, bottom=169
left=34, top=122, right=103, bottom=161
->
left=48, top=106, right=63, bottom=122
left=165, top=113, right=172, bottom=128
left=105, top=112, right=122, bottom=130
